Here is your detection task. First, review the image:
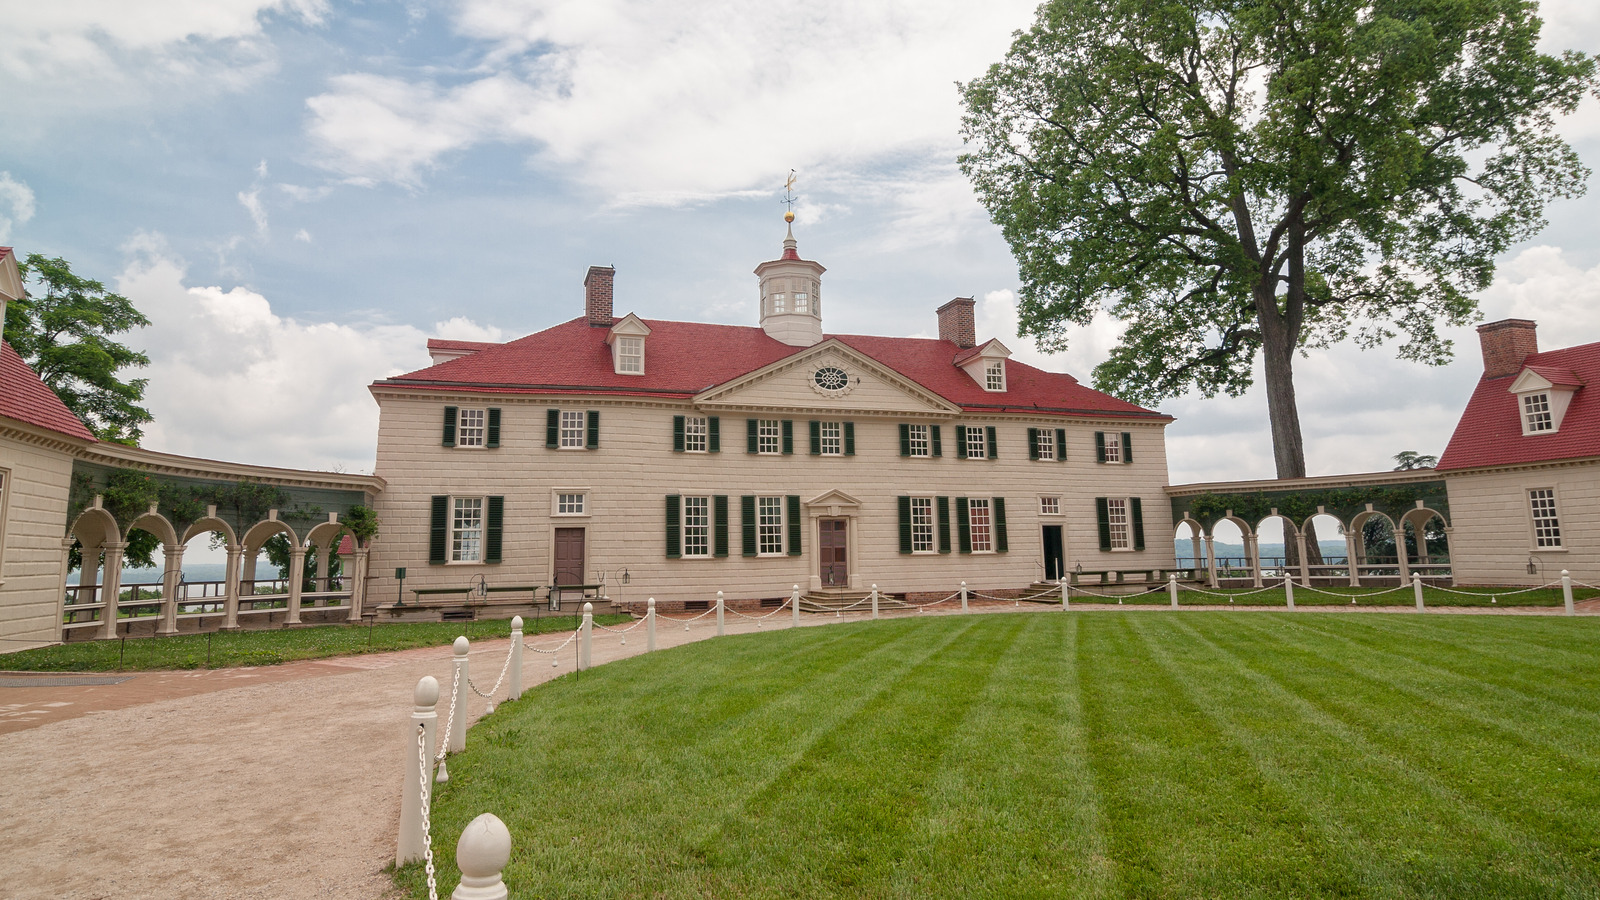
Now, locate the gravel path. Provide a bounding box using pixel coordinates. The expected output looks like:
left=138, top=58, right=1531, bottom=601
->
left=2, top=601, right=1590, bottom=899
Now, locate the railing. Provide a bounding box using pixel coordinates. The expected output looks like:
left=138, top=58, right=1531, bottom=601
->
left=63, top=584, right=104, bottom=627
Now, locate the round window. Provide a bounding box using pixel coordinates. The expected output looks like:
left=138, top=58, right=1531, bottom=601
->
left=813, top=366, right=849, bottom=391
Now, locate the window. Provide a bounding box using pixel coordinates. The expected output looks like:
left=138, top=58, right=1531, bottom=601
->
left=556, top=493, right=585, bottom=515
left=617, top=336, right=643, bottom=374
left=985, top=360, right=1005, bottom=391
left=452, top=497, right=483, bottom=562
left=820, top=421, right=842, bottom=455
left=1523, top=393, right=1554, bottom=433
left=772, top=293, right=787, bottom=313
left=910, top=497, right=935, bottom=553
left=1530, top=489, right=1562, bottom=548
left=1102, top=431, right=1122, bottom=463
left=559, top=410, right=585, bottom=448
left=758, top=497, right=785, bottom=555
left=1040, top=496, right=1061, bottom=515
left=682, top=496, right=711, bottom=558
left=683, top=416, right=708, bottom=452
left=968, top=498, right=993, bottom=552
left=1036, top=428, right=1055, bottom=460
left=907, top=424, right=930, bottom=457
left=758, top=419, right=781, bottom=454
left=966, top=426, right=987, bottom=460
left=794, top=291, right=809, bottom=313
left=455, top=408, right=486, bottom=447
left=1105, top=498, right=1130, bottom=550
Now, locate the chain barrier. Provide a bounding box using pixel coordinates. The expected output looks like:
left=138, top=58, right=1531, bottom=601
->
left=523, top=627, right=581, bottom=655
left=593, top=616, right=648, bottom=634
left=970, top=588, right=1060, bottom=603
left=1178, top=582, right=1294, bottom=598
left=468, top=642, right=514, bottom=701
left=1420, top=580, right=1562, bottom=597
left=1064, top=585, right=1167, bottom=600
left=655, top=606, right=719, bottom=624
left=435, top=667, right=460, bottom=766
left=726, top=599, right=794, bottom=620
left=1294, top=583, right=1415, bottom=598
left=416, top=724, right=440, bottom=900
left=913, top=591, right=962, bottom=611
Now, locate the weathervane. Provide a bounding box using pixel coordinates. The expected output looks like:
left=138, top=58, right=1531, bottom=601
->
left=782, top=169, right=797, bottom=223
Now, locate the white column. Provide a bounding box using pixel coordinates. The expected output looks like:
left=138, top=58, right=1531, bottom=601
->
left=1285, top=576, right=1295, bottom=610
left=55, top=538, right=74, bottom=643
left=579, top=602, right=593, bottom=671
left=1562, top=570, right=1575, bottom=616
left=1168, top=574, right=1179, bottom=609
left=159, top=547, right=184, bottom=635
left=450, top=636, right=469, bottom=753
left=509, top=616, right=524, bottom=700
left=99, top=542, right=127, bottom=640
left=1203, top=535, right=1219, bottom=588
left=715, top=591, right=725, bottom=636
left=960, top=581, right=968, bottom=613
left=1345, top=528, right=1361, bottom=587
left=347, top=547, right=369, bottom=622
left=398, top=675, right=439, bottom=865
left=1295, top=530, right=1311, bottom=587
left=871, top=584, right=879, bottom=620
left=791, top=585, right=800, bottom=627
left=1061, top=579, right=1069, bottom=610
left=223, top=543, right=244, bottom=630
left=1393, top=518, right=1412, bottom=585
left=647, top=598, right=658, bottom=651
left=315, top=541, right=331, bottom=593
left=1412, top=572, right=1425, bottom=612
left=286, top=547, right=307, bottom=625
left=1248, top=534, right=1264, bottom=588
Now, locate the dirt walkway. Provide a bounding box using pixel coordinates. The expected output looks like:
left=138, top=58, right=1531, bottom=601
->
left=2, top=602, right=1591, bottom=899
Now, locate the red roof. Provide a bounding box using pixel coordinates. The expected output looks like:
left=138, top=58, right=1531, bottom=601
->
left=376, top=317, right=1165, bottom=419
left=0, top=340, right=96, bottom=441
left=1437, top=340, right=1600, bottom=471
left=426, top=339, right=499, bottom=353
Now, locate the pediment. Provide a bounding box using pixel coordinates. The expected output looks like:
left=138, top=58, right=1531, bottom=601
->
left=694, top=339, right=961, bottom=415
left=0, top=251, right=21, bottom=302
left=805, top=489, right=862, bottom=509
left=1508, top=368, right=1554, bottom=394
left=606, top=313, right=652, bottom=342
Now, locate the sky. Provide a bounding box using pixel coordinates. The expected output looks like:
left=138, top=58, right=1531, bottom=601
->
left=3, top=0, right=1600, bottom=488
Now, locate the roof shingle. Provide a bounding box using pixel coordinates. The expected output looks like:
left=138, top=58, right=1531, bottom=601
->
left=1436, top=340, right=1600, bottom=471
left=0, top=340, right=96, bottom=441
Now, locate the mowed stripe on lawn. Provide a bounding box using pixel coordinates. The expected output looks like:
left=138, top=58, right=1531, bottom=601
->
left=401, top=613, right=1600, bottom=899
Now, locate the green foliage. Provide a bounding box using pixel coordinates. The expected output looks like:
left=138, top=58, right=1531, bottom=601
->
left=4, top=254, right=153, bottom=443
left=1393, top=449, right=1439, bottom=470
left=343, top=505, right=380, bottom=544
left=1184, top=482, right=1444, bottom=527
left=959, top=0, right=1598, bottom=473
left=261, top=533, right=342, bottom=591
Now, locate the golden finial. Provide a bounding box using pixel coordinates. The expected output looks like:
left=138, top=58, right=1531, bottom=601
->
left=784, top=210, right=795, bottom=223
left=782, top=169, right=797, bottom=223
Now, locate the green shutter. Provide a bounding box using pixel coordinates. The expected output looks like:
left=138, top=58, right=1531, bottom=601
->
left=897, top=496, right=913, bottom=554
left=899, top=424, right=911, bottom=457
left=931, top=425, right=942, bottom=457
left=586, top=410, right=599, bottom=449
left=786, top=495, right=802, bottom=555
left=741, top=496, right=757, bottom=556
left=986, top=426, right=997, bottom=459
left=1131, top=497, right=1145, bottom=550
left=782, top=420, right=794, bottom=454
left=809, top=420, right=821, bottom=455
left=485, top=496, right=503, bottom=563
left=486, top=408, right=500, bottom=448
left=665, top=495, right=681, bottom=558
left=1056, top=428, right=1067, bottom=461
left=708, top=416, right=720, bottom=452
left=673, top=415, right=686, bottom=452
left=442, top=406, right=457, bottom=447
left=956, top=497, right=971, bottom=554
left=1027, top=427, right=1039, bottom=460
left=429, top=496, right=448, bottom=564
left=994, top=497, right=1008, bottom=553
left=844, top=421, right=855, bottom=456
left=713, top=495, right=729, bottom=557
left=937, top=496, right=951, bottom=553
left=1096, top=498, right=1112, bottom=550
left=1095, top=431, right=1106, bottom=463
left=747, top=418, right=758, bottom=453
left=546, top=409, right=559, bottom=448
left=955, top=425, right=967, bottom=459
left=1123, top=432, right=1133, bottom=464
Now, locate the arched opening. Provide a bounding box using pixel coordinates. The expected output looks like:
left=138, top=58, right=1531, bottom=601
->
left=1303, top=513, right=1347, bottom=583
left=1210, top=518, right=1250, bottom=584
left=174, top=519, right=237, bottom=627
left=1253, top=515, right=1295, bottom=581
left=1400, top=509, right=1451, bottom=579
left=1350, top=511, right=1403, bottom=584
left=300, top=522, right=354, bottom=618
left=63, top=508, right=120, bottom=641
left=240, top=521, right=298, bottom=623
left=116, top=513, right=179, bottom=637
left=1174, top=520, right=1204, bottom=570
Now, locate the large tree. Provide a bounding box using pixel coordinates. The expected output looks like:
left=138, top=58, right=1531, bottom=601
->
left=4, top=254, right=152, bottom=445
left=959, top=0, right=1596, bottom=483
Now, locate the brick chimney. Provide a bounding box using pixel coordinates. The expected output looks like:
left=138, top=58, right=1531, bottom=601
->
left=1477, top=318, right=1538, bottom=379
left=584, top=266, right=615, bottom=327
left=937, top=297, right=976, bottom=349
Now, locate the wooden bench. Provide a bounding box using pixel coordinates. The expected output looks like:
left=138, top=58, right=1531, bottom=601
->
left=1069, top=568, right=1203, bottom=586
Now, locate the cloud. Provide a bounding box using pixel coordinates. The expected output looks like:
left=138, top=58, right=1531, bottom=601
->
left=238, top=189, right=268, bottom=235
left=293, top=228, right=312, bottom=243
left=116, top=234, right=499, bottom=473
left=0, top=172, right=37, bottom=243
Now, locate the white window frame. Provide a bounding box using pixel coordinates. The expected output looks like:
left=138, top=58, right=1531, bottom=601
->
left=985, top=360, right=1006, bottom=392
left=910, top=496, right=935, bottom=554
left=683, top=416, right=709, bottom=453
left=757, top=496, right=785, bottom=556
left=1036, top=428, right=1055, bottom=461
left=553, top=489, right=589, bottom=517
left=559, top=410, right=586, bottom=449
left=820, top=421, right=843, bottom=456
left=451, top=496, right=484, bottom=563
left=682, top=496, right=711, bottom=558
left=1522, top=392, right=1554, bottom=434
left=907, top=424, right=930, bottom=458
left=968, top=498, right=994, bottom=553
left=1529, top=488, right=1563, bottom=549
left=794, top=290, right=809, bottom=314
left=772, top=293, right=787, bottom=314
left=965, top=426, right=987, bottom=460
left=757, top=419, right=781, bottom=455
left=616, top=336, right=644, bottom=374
left=1106, top=497, right=1131, bottom=551
left=1103, top=432, right=1123, bottom=464
left=456, top=408, right=486, bottom=448
left=1039, top=496, right=1061, bottom=516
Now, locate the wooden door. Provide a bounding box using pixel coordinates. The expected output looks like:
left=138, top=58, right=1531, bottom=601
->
left=819, top=519, right=849, bottom=587
left=553, top=528, right=585, bottom=586
left=1043, top=525, right=1064, bottom=581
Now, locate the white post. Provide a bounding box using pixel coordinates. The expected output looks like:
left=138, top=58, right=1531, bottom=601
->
left=1562, top=570, right=1574, bottom=616
left=450, top=636, right=469, bottom=753
left=1412, top=572, right=1425, bottom=612
left=158, top=547, right=183, bottom=635
left=398, top=675, right=439, bottom=865
left=791, top=585, right=801, bottom=626
left=1061, top=580, right=1069, bottom=610
left=871, top=584, right=879, bottom=620
left=716, top=591, right=725, bottom=636
left=960, top=581, right=968, bottom=613
left=1285, top=577, right=1295, bottom=610
left=452, top=812, right=512, bottom=900
left=579, top=602, right=593, bottom=670
left=285, top=546, right=306, bottom=625
left=647, top=598, right=657, bottom=651
left=1203, top=534, right=1219, bottom=588
left=99, top=541, right=126, bottom=640
left=508, top=617, right=524, bottom=701
left=1167, top=574, right=1179, bottom=609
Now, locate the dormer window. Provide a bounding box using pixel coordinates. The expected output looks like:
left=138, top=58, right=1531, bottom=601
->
left=606, top=313, right=651, bottom=376
left=1509, top=366, right=1580, bottom=436
left=1523, top=392, right=1553, bottom=433
left=985, top=360, right=1005, bottom=391
left=957, top=338, right=1012, bottom=392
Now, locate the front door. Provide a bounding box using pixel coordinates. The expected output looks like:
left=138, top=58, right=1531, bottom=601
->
left=819, top=518, right=849, bottom=587
left=1042, top=525, right=1065, bottom=581
left=554, top=528, right=585, bottom=586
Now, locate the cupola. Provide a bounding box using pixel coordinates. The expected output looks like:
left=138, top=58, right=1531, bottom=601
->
left=754, top=215, right=825, bottom=347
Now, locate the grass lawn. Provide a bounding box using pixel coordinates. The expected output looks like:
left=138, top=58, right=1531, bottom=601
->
left=0, top=614, right=629, bottom=672
left=1088, top=583, right=1595, bottom=608
left=402, top=612, right=1600, bottom=899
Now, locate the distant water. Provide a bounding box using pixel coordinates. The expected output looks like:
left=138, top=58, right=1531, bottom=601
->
left=67, top=562, right=231, bottom=586
left=1174, top=540, right=1351, bottom=561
